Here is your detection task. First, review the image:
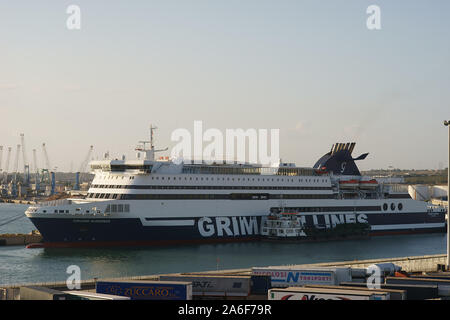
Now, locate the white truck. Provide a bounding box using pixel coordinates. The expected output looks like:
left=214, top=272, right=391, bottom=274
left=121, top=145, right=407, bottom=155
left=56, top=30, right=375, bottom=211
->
left=268, top=287, right=390, bottom=300
left=252, top=266, right=352, bottom=288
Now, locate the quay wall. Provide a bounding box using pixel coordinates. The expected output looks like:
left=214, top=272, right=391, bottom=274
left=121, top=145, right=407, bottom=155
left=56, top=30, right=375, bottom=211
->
left=0, top=233, right=43, bottom=246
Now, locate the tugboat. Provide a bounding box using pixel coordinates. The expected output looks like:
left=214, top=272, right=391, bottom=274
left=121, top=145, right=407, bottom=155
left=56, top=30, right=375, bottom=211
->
left=261, top=209, right=308, bottom=239
left=261, top=207, right=371, bottom=242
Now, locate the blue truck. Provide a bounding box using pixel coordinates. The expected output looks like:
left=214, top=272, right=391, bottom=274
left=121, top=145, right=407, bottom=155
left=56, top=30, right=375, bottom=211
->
left=96, top=280, right=192, bottom=300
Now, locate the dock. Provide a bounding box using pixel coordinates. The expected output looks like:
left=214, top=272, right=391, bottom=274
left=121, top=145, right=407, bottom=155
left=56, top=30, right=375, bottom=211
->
left=0, top=231, right=43, bottom=246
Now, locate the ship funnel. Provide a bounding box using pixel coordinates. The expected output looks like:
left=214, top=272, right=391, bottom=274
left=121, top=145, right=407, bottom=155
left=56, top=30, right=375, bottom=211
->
left=313, top=142, right=368, bottom=176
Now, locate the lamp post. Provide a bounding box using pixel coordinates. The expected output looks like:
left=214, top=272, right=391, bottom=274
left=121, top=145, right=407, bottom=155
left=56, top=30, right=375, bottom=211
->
left=445, top=120, right=450, bottom=269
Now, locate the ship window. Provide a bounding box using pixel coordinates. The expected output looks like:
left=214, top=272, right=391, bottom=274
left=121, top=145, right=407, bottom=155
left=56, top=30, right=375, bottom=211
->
left=105, top=205, right=110, bottom=213
left=383, top=203, right=388, bottom=211
left=124, top=204, right=130, bottom=212
left=118, top=204, right=124, bottom=213
left=391, top=203, right=396, bottom=211
left=111, top=204, right=117, bottom=212
left=398, top=203, right=403, bottom=211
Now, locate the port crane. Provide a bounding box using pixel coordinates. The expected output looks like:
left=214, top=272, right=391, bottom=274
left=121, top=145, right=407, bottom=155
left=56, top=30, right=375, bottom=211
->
left=40, top=143, right=54, bottom=195
left=11, top=144, right=21, bottom=197
left=33, top=149, right=40, bottom=194
left=42, top=143, right=51, bottom=171
left=74, top=145, right=94, bottom=190
left=20, top=133, right=30, bottom=186
left=0, top=146, right=3, bottom=174
left=3, top=147, right=11, bottom=184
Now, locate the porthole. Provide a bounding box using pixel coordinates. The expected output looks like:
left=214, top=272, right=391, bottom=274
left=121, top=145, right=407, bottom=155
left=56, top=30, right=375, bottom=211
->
left=398, top=203, right=403, bottom=211
left=391, top=203, right=396, bottom=211
left=383, top=203, right=388, bottom=211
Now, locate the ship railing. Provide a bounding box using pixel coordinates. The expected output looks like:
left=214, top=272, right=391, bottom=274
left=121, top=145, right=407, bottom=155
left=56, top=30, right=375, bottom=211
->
left=382, top=184, right=409, bottom=193
left=34, top=199, right=73, bottom=207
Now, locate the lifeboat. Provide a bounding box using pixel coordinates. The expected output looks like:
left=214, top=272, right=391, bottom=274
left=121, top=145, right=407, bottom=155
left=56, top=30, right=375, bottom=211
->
left=315, top=166, right=328, bottom=175
left=339, top=179, right=360, bottom=188
left=359, top=179, right=378, bottom=189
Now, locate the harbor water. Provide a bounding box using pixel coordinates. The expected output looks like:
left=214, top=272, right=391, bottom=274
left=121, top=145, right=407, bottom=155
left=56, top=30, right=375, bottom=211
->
left=0, top=203, right=446, bottom=285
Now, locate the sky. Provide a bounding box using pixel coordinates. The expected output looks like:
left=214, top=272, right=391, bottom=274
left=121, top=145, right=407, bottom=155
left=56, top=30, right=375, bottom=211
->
left=0, top=0, right=449, bottom=172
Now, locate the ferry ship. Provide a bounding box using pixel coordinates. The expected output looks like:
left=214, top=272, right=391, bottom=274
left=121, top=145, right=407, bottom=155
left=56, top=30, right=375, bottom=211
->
left=25, top=128, right=447, bottom=248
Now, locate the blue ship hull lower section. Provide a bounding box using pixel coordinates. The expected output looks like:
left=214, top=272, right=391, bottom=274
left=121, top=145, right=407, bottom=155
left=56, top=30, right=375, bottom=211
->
left=27, top=210, right=446, bottom=248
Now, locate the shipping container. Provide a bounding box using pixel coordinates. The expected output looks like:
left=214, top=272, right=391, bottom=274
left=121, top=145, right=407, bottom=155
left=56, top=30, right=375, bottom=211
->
left=304, top=284, right=401, bottom=300
left=64, top=290, right=130, bottom=300
left=159, top=275, right=251, bottom=297
left=385, top=277, right=450, bottom=297
left=340, top=281, right=438, bottom=300
left=350, top=268, right=368, bottom=280
left=20, top=286, right=70, bottom=300
left=425, top=272, right=450, bottom=278
left=96, top=280, right=192, bottom=300
left=252, top=267, right=352, bottom=287
left=268, top=287, right=389, bottom=300
left=411, top=274, right=450, bottom=280
left=177, top=273, right=271, bottom=295
left=249, top=275, right=272, bottom=295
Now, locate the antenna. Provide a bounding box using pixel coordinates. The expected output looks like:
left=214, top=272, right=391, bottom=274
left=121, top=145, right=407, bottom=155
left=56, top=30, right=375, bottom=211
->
left=135, top=124, right=168, bottom=161
left=150, top=124, right=157, bottom=150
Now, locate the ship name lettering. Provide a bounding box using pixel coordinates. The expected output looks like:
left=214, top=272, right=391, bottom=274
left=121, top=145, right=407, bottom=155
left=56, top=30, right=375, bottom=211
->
left=197, top=216, right=258, bottom=237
